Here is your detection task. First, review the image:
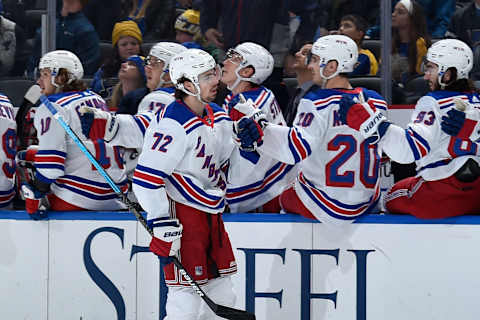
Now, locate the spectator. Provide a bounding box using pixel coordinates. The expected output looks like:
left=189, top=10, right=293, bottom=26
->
left=0, top=13, right=27, bottom=77
left=28, top=0, right=101, bottom=77
left=338, top=14, right=379, bottom=76
left=446, top=0, right=480, bottom=79
left=391, top=0, right=430, bottom=85
left=90, top=20, right=143, bottom=101
left=126, top=0, right=176, bottom=41
left=366, top=0, right=455, bottom=40
left=283, top=43, right=317, bottom=126
left=174, top=9, right=223, bottom=63
left=110, top=55, right=147, bottom=112
left=200, top=0, right=290, bottom=77
left=416, top=0, right=455, bottom=39
left=84, top=0, right=122, bottom=41
left=328, top=0, right=379, bottom=31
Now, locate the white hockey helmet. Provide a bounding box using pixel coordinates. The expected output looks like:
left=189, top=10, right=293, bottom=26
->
left=38, top=50, right=84, bottom=87
left=225, top=42, right=274, bottom=90
left=426, top=39, right=473, bottom=87
left=311, top=35, right=358, bottom=80
left=169, top=48, right=218, bottom=101
left=147, top=42, right=187, bottom=87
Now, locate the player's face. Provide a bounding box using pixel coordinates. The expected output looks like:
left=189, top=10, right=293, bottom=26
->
left=221, top=49, right=243, bottom=86
left=293, top=44, right=312, bottom=70
left=117, top=36, right=141, bottom=60
left=144, top=56, right=165, bottom=90
left=392, top=2, right=410, bottom=29
left=339, top=20, right=362, bottom=43
left=307, top=54, right=322, bottom=83
left=176, top=30, right=194, bottom=43
left=198, top=66, right=221, bottom=102
left=423, top=61, right=439, bottom=91
left=36, top=68, right=56, bottom=95
left=118, top=60, right=141, bottom=81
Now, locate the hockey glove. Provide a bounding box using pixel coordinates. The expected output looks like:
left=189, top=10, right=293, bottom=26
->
left=78, top=106, right=119, bottom=142
left=230, top=94, right=268, bottom=151
left=339, top=92, right=389, bottom=140
left=148, top=217, right=183, bottom=265
left=236, top=117, right=265, bottom=151
left=16, top=145, right=39, bottom=168
left=441, top=99, right=479, bottom=140
left=21, top=183, right=49, bottom=220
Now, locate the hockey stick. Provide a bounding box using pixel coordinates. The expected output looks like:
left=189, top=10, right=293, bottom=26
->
left=40, top=96, right=256, bottom=320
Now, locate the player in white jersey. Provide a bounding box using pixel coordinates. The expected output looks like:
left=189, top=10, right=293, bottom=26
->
left=0, top=93, right=16, bottom=209
left=340, top=39, right=480, bottom=219
left=221, top=42, right=296, bottom=212
left=20, top=50, right=128, bottom=219
left=132, top=49, right=237, bottom=319
left=233, top=35, right=388, bottom=226
left=137, top=42, right=187, bottom=114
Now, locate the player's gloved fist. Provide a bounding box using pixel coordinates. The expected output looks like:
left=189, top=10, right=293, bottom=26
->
left=236, top=117, right=264, bottom=151
left=441, top=108, right=466, bottom=137
left=228, top=94, right=257, bottom=121
left=78, top=106, right=119, bottom=142
left=148, top=218, right=183, bottom=265
left=21, top=183, right=49, bottom=220
left=16, top=145, right=39, bottom=168
left=339, top=92, right=387, bottom=139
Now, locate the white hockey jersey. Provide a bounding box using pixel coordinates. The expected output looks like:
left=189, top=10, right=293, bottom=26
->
left=132, top=100, right=235, bottom=221
left=0, top=93, right=16, bottom=207
left=223, top=86, right=297, bottom=212
left=137, top=87, right=175, bottom=114
left=380, top=90, right=480, bottom=181
left=258, top=87, right=388, bottom=223
left=34, top=90, right=128, bottom=210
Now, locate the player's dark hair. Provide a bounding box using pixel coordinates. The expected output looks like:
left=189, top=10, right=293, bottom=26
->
left=57, top=69, right=88, bottom=92
left=443, top=68, right=477, bottom=93
left=174, top=77, right=189, bottom=100
left=340, top=14, right=368, bottom=41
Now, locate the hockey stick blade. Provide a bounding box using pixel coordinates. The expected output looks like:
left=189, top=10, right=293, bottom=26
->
left=41, top=95, right=255, bottom=320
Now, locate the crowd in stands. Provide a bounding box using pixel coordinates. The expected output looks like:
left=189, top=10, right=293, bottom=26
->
left=1, top=0, right=480, bottom=213
left=0, top=0, right=479, bottom=105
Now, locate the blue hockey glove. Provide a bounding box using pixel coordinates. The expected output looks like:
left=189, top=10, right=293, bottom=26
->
left=236, top=117, right=264, bottom=151
left=21, top=183, right=49, bottom=220
left=148, top=217, right=183, bottom=265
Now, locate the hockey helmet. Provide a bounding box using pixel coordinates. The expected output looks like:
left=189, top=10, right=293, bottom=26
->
left=39, top=50, right=84, bottom=86
left=311, top=35, right=358, bottom=80
left=426, top=39, right=473, bottom=86
left=225, top=42, right=274, bottom=90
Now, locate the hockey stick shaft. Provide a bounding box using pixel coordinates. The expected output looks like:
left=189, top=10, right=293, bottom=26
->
left=40, top=96, right=255, bottom=320
left=40, top=96, right=153, bottom=236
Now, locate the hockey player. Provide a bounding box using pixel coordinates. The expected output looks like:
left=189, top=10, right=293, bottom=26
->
left=221, top=42, right=296, bottom=212
left=132, top=48, right=237, bottom=319
left=137, top=42, right=187, bottom=113
left=20, top=50, right=128, bottom=219
left=0, top=92, right=16, bottom=209
left=233, top=35, right=388, bottom=226
left=339, top=39, right=480, bottom=219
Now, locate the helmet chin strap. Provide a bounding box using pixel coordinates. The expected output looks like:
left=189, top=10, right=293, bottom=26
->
left=319, top=64, right=339, bottom=89
left=227, top=65, right=249, bottom=91
left=156, top=69, right=173, bottom=89
left=179, top=82, right=209, bottom=105
left=437, top=71, right=451, bottom=89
